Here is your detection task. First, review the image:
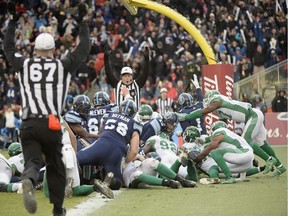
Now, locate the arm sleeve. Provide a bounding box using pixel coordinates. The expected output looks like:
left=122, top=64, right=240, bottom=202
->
left=196, top=88, right=203, bottom=102
left=104, top=52, right=119, bottom=88
left=3, top=21, right=25, bottom=71
left=61, top=22, right=91, bottom=72
left=135, top=54, right=149, bottom=88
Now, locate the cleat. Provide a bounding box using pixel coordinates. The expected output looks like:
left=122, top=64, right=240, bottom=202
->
left=103, top=172, right=114, bottom=187
left=181, top=179, right=197, bottom=187
left=53, top=207, right=66, bottom=216
left=93, top=179, right=114, bottom=199
left=263, top=157, right=277, bottom=174
left=168, top=180, right=181, bottom=189
left=22, top=179, right=37, bottom=214
left=272, top=166, right=287, bottom=177
left=199, top=178, right=220, bottom=185
left=222, top=177, right=236, bottom=184
left=64, top=177, right=73, bottom=198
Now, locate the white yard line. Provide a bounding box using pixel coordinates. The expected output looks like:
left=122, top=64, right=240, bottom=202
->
left=67, top=189, right=125, bottom=216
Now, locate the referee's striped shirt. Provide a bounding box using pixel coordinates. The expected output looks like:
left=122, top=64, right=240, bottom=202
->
left=156, top=98, right=174, bottom=116
left=18, top=58, right=71, bottom=116
left=115, top=81, right=140, bottom=110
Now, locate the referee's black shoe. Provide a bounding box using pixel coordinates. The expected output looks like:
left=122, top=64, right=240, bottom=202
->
left=22, top=178, right=37, bottom=214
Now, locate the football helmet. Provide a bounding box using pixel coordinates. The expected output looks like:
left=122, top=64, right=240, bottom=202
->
left=163, top=112, right=178, bottom=133
left=8, top=142, right=22, bottom=157
left=138, top=104, right=153, bottom=121
left=73, top=95, right=91, bottom=116
left=183, top=126, right=201, bottom=143
left=93, top=91, right=110, bottom=107
left=211, top=121, right=227, bottom=132
left=204, top=90, right=220, bottom=104
left=119, top=99, right=137, bottom=118
left=178, top=93, right=193, bottom=109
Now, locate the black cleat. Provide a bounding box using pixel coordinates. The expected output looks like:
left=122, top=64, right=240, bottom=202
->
left=22, top=179, right=37, bottom=214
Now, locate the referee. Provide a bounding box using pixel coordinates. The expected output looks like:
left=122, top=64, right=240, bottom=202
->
left=104, top=45, right=150, bottom=109
left=4, top=3, right=90, bottom=216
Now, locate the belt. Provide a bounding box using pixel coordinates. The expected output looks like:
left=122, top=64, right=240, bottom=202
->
left=27, top=114, right=49, bottom=119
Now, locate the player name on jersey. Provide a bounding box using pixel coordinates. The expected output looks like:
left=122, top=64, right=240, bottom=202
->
left=112, top=113, right=130, bottom=122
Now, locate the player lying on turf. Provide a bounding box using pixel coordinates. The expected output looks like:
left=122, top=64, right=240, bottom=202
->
left=122, top=154, right=196, bottom=189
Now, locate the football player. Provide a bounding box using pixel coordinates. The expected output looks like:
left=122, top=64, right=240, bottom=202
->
left=140, top=112, right=179, bottom=146
left=77, top=99, right=142, bottom=190
left=177, top=74, right=206, bottom=134
left=42, top=116, right=114, bottom=198
left=87, top=91, right=118, bottom=135
left=134, top=104, right=161, bottom=124
left=178, top=90, right=286, bottom=176
left=0, top=152, right=22, bottom=193
left=192, top=121, right=254, bottom=184
left=122, top=156, right=194, bottom=189
left=64, top=94, right=99, bottom=151
left=143, top=131, right=198, bottom=185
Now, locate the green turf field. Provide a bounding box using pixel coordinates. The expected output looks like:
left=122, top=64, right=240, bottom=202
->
left=0, top=145, right=287, bottom=216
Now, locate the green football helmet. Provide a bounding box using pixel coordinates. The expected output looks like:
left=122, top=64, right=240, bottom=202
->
left=210, top=121, right=227, bottom=132
left=183, top=126, right=201, bottom=143
left=138, top=104, right=153, bottom=121
left=8, top=142, right=22, bottom=157
left=204, top=90, right=220, bottom=104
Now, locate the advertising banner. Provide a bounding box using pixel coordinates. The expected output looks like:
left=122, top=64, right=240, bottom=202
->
left=265, top=112, right=288, bottom=145
left=202, top=64, right=234, bottom=134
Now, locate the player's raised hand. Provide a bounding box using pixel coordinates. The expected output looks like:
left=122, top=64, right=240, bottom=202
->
left=7, top=1, right=22, bottom=22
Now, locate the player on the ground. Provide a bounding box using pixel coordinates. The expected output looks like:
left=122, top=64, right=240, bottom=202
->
left=191, top=121, right=254, bottom=184
left=143, top=131, right=197, bottom=185
left=0, top=151, right=22, bottom=193
left=122, top=156, right=195, bottom=189
left=178, top=90, right=286, bottom=176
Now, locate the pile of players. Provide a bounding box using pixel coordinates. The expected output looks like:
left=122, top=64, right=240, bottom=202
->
left=1, top=79, right=286, bottom=199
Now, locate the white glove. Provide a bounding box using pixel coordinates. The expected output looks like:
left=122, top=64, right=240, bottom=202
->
left=191, top=74, right=200, bottom=89
left=121, top=159, right=129, bottom=171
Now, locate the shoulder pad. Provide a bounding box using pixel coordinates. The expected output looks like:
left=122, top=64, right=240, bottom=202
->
left=64, top=111, right=82, bottom=124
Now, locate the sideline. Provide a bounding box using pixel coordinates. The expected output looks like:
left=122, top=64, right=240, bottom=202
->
left=67, top=189, right=125, bottom=216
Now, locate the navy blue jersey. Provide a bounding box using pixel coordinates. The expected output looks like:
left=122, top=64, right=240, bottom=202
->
left=140, top=117, right=166, bottom=143
left=178, top=88, right=206, bottom=134
left=63, top=109, right=89, bottom=132
left=100, top=112, right=142, bottom=146
left=87, top=104, right=118, bottom=135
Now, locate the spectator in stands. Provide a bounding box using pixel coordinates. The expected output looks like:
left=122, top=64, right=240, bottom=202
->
left=251, top=95, right=267, bottom=115
left=4, top=104, right=16, bottom=142
left=272, top=90, right=288, bottom=112
left=252, top=45, right=266, bottom=75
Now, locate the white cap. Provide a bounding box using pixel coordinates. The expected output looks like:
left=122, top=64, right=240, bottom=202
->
left=160, top=88, right=168, bottom=93
left=121, top=66, right=133, bottom=75
left=35, top=33, right=55, bottom=50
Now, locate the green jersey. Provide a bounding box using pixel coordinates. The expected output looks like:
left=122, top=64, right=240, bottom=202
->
left=209, top=95, right=252, bottom=123
left=212, top=128, right=252, bottom=151
left=8, top=153, right=24, bottom=177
